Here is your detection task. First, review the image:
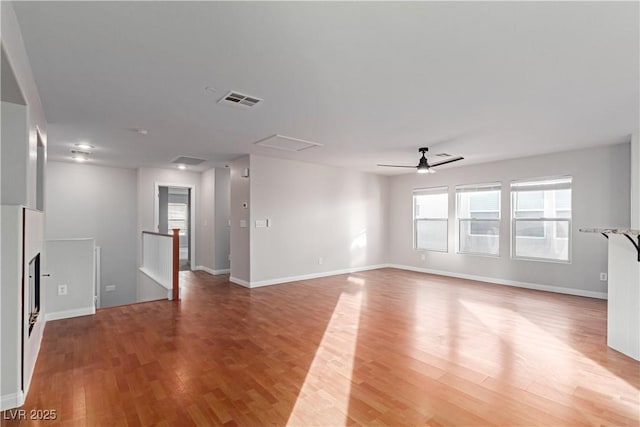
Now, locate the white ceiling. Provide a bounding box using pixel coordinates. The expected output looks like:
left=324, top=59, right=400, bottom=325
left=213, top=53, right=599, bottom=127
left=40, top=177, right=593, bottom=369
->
left=12, top=1, right=639, bottom=174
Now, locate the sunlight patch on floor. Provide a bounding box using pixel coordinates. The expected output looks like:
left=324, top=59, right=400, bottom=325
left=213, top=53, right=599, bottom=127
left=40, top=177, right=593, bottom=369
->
left=347, top=276, right=365, bottom=286
left=460, top=300, right=639, bottom=420
left=286, top=290, right=363, bottom=426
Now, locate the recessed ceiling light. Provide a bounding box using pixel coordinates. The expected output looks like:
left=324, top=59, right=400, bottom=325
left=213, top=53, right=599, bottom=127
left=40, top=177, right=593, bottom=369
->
left=75, top=143, right=94, bottom=151
left=71, top=150, right=89, bottom=162
left=177, top=164, right=187, bottom=170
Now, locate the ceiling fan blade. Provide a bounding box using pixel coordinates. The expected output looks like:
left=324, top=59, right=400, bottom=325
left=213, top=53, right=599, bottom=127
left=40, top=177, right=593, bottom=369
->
left=377, top=164, right=416, bottom=168
left=429, top=156, right=464, bottom=167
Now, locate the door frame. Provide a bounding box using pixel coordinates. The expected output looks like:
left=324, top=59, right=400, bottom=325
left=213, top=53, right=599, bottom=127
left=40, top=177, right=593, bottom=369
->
left=154, top=182, right=196, bottom=271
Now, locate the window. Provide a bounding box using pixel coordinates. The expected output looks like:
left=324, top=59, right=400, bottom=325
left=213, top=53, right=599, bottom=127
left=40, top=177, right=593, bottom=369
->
left=511, top=177, right=572, bottom=262
left=456, top=183, right=501, bottom=256
left=168, top=203, right=188, bottom=235
left=413, top=187, right=448, bottom=252
left=512, top=191, right=545, bottom=237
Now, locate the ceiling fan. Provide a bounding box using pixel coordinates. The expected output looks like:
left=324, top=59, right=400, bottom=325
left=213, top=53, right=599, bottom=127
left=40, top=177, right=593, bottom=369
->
left=378, top=147, right=464, bottom=174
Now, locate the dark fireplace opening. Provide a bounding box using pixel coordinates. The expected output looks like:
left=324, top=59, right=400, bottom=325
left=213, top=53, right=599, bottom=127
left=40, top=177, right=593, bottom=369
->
left=28, top=253, right=40, bottom=336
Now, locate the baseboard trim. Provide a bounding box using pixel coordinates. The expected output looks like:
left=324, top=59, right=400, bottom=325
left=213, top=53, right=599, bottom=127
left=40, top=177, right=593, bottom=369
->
left=194, top=266, right=230, bottom=275
left=231, top=263, right=605, bottom=299
left=229, top=276, right=250, bottom=288
left=45, top=306, right=96, bottom=322
left=388, top=264, right=608, bottom=299
left=248, top=264, right=390, bottom=288
left=0, top=391, right=24, bottom=411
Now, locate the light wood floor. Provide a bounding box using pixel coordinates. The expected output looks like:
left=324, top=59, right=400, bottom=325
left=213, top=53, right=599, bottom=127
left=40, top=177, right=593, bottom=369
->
left=3, top=268, right=639, bottom=426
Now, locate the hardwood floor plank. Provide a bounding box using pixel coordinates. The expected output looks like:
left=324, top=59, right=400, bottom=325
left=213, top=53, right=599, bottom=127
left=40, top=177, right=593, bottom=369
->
left=2, top=268, right=638, bottom=426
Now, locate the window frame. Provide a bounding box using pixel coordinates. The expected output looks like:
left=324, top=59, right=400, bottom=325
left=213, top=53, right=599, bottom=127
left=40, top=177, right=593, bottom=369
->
left=455, top=182, right=502, bottom=257
left=413, top=186, right=449, bottom=253
left=510, top=176, right=572, bottom=263
left=168, top=202, right=188, bottom=236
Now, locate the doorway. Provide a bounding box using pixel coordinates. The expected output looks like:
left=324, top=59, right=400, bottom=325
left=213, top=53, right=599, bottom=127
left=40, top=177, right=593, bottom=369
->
left=158, top=186, right=192, bottom=271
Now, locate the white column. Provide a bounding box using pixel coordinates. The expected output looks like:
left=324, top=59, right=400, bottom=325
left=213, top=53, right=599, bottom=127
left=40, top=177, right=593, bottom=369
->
left=631, top=132, right=639, bottom=229
left=607, top=234, right=640, bottom=360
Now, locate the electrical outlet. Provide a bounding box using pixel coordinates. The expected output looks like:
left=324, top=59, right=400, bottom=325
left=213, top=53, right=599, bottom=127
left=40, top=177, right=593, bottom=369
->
left=318, top=257, right=323, bottom=265
left=600, top=272, right=608, bottom=281
left=57, top=284, right=67, bottom=296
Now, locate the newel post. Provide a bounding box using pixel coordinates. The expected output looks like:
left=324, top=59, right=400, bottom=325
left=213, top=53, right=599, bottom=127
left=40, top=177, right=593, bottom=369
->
left=172, top=228, right=180, bottom=300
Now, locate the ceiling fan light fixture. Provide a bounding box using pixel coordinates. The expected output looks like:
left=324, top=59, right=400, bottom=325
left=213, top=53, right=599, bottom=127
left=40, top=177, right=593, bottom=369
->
left=377, top=147, right=464, bottom=173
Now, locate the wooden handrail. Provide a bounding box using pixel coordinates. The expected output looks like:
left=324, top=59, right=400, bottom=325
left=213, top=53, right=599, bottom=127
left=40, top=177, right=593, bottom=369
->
left=142, top=230, right=173, bottom=238
left=172, top=228, right=180, bottom=300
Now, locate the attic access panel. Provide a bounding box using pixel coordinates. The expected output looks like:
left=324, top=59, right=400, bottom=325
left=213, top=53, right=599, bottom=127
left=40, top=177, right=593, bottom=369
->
left=254, top=134, right=323, bottom=152
left=171, top=156, right=207, bottom=166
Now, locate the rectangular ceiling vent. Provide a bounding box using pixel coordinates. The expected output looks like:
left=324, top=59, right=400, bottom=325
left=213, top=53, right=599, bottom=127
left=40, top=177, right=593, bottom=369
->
left=254, top=134, right=323, bottom=152
left=171, top=156, right=207, bottom=166
left=218, top=91, right=262, bottom=108
left=435, top=153, right=451, bottom=157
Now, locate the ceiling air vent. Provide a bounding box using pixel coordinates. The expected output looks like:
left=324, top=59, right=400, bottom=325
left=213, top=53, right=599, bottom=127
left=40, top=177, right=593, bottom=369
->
left=254, top=134, right=323, bottom=152
left=218, top=91, right=262, bottom=108
left=171, top=156, right=207, bottom=166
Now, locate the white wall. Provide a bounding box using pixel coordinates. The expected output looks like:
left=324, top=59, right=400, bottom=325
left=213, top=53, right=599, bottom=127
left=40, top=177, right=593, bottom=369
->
left=196, top=168, right=215, bottom=271
left=0, top=2, right=47, bottom=211
left=1, top=207, right=23, bottom=408
left=214, top=167, right=230, bottom=272
left=1, top=101, right=28, bottom=205
left=1, top=2, right=48, bottom=410
left=247, top=155, right=389, bottom=286
left=389, top=143, right=631, bottom=297
left=46, top=162, right=137, bottom=307
left=137, top=271, right=170, bottom=302
left=44, top=239, right=95, bottom=320
left=230, top=156, right=250, bottom=285
left=1, top=207, right=44, bottom=410
left=631, top=132, right=639, bottom=229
